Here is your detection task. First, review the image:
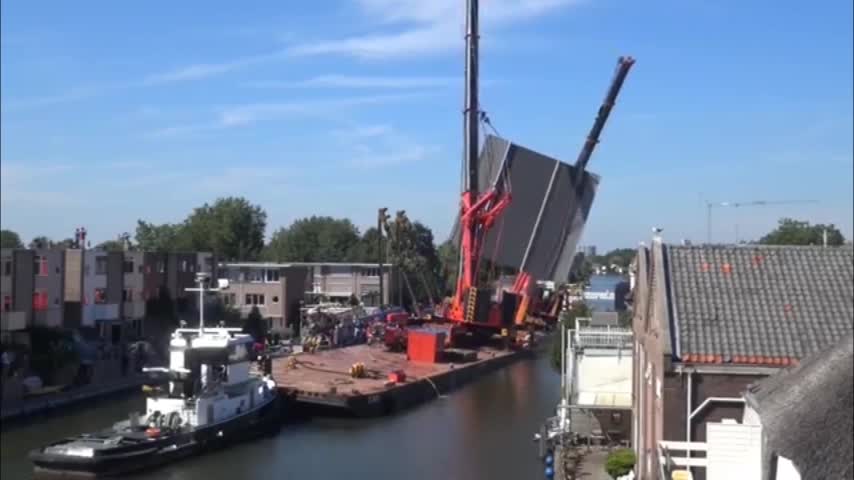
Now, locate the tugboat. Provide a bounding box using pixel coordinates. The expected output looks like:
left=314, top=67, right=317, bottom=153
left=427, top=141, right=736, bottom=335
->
left=30, top=272, right=281, bottom=478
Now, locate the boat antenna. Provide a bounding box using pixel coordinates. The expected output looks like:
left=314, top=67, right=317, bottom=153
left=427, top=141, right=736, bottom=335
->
left=186, top=272, right=231, bottom=333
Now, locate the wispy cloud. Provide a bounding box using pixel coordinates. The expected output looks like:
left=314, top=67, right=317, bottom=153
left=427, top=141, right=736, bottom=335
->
left=4, top=49, right=290, bottom=112
left=349, top=144, right=438, bottom=168
left=146, top=92, right=431, bottom=139
left=334, top=123, right=440, bottom=169
left=0, top=163, right=80, bottom=209
left=0, top=163, right=73, bottom=183
left=332, top=124, right=393, bottom=139
left=286, top=0, right=584, bottom=60
left=138, top=49, right=288, bottom=86
left=244, top=74, right=458, bottom=89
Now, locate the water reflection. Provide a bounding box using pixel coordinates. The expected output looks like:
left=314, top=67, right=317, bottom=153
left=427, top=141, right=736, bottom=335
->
left=3, top=354, right=559, bottom=480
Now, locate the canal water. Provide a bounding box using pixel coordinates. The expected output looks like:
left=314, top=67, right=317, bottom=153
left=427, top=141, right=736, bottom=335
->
left=585, top=274, right=626, bottom=312
left=2, top=352, right=560, bottom=480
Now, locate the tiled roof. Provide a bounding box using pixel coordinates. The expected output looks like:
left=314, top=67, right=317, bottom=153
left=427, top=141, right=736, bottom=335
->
left=744, top=332, right=853, bottom=479
left=665, top=245, right=854, bottom=365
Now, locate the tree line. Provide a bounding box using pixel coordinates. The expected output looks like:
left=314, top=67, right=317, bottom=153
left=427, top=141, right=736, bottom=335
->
left=1, top=201, right=848, bottom=289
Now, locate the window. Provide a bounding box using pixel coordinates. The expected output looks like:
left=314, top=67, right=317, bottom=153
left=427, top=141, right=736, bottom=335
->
left=95, top=257, right=108, bottom=275
left=138, top=265, right=144, bottom=274
left=272, top=296, right=279, bottom=304
left=123, top=260, right=134, bottom=273
left=34, top=256, right=48, bottom=276
left=3, top=260, right=12, bottom=276
left=122, top=289, right=133, bottom=302
left=3, top=295, right=11, bottom=312
left=32, top=290, right=48, bottom=311
left=360, top=268, right=380, bottom=277
left=247, top=269, right=263, bottom=283
left=244, top=294, right=265, bottom=306
left=94, top=288, right=107, bottom=304
left=265, top=269, right=280, bottom=283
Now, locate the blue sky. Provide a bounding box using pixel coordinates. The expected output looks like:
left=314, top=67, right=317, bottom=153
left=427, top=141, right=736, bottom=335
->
left=1, top=0, right=852, bottom=251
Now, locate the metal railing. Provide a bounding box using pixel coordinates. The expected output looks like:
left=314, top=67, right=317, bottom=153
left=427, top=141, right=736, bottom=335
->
left=573, top=325, right=632, bottom=349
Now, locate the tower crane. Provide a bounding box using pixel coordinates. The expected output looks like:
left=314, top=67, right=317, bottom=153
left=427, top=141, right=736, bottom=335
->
left=705, top=199, right=819, bottom=244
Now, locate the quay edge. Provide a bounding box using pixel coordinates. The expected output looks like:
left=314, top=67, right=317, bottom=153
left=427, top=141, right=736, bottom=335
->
left=276, top=340, right=548, bottom=418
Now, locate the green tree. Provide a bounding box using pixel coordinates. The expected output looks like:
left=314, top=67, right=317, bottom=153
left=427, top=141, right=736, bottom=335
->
left=145, top=287, right=178, bottom=341
left=352, top=227, right=383, bottom=263
left=96, top=240, right=126, bottom=251
left=28, top=236, right=54, bottom=249
left=54, top=238, right=77, bottom=249
left=600, top=248, right=636, bottom=269
left=759, top=218, right=845, bottom=246
left=263, top=216, right=361, bottom=262
left=0, top=229, right=23, bottom=249
left=244, top=306, right=267, bottom=341
left=437, top=240, right=459, bottom=296
left=605, top=449, right=636, bottom=479
left=568, top=253, right=594, bottom=284
left=183, top=197, right=267, bottom=260
left=551, top=301, right=592, bottom=372
left=135, top=221, right=190, bottom=252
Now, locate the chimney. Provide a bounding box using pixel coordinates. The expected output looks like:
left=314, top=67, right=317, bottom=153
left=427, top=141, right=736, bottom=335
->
left=823, top=229, right=828, bottom=248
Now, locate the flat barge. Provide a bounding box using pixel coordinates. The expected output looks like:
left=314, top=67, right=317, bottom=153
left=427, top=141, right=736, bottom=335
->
left=272, top=342, right=537, bottom=417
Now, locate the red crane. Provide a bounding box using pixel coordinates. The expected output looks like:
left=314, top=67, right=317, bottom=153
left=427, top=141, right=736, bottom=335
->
left=443, top=0, right=635, bottom=343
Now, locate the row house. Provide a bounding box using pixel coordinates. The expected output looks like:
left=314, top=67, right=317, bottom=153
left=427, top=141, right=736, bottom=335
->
left=217, top=262, right=400, bottom=335
left=218, top=263, right=308, bottom=335
left=630, top=237, right=853, bottom=480
left=1, top=248, right=215, bottom=344
left=1, top=249, right=65, bottom=334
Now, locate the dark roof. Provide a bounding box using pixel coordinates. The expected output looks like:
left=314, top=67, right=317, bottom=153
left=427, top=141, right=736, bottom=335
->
left=448, top=135, right=600, bottom=283
left=744, top=332, right=853, bottom=480
left=665, top=245, right=853, bottom=365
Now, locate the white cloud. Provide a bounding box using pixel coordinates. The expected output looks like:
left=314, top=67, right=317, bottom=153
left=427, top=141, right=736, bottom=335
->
left=146, top=92, right=430, bottom=139
left=287, top=0, right=583, bottom=60
left=245, top=75, right=459, bottom=89
left=139, top=50, right=287, bottom=86
left=334, top=123, right=440, bottom=168
left=350, top=144, right=437, bottom=168
left=332, top=124, right=393, bottom=139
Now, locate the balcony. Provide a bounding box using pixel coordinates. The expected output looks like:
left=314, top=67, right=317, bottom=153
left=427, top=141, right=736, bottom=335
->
left=0, top=311, right=27, bottom=331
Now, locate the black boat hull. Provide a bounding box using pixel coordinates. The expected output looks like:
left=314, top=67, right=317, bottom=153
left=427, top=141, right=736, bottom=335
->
left=31, top=396, right=281, bottom=478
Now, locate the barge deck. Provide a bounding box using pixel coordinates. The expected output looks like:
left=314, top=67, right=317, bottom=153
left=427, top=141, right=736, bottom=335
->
left=272, top=343, right=535, bottom=417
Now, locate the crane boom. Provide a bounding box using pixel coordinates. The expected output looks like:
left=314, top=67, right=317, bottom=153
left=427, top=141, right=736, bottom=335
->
left=574, top=56, right=635, bottom=173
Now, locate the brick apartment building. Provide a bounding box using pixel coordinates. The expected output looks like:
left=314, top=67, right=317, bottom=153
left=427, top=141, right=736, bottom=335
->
left=630, top=237, right=853, bottom=479
left=1, top=248, right=215, bottom=344
left=217, top=261, right=399, bottom=335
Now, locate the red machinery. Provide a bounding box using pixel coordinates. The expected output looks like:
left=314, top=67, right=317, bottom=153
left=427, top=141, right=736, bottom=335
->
left=440, top=0, right=634, bottom=344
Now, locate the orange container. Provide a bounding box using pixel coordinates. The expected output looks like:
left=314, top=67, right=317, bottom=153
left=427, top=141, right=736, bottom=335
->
left=407, top=329, right=446, bottom=363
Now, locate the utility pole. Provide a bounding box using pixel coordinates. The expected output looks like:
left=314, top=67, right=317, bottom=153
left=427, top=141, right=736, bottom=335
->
left=378, top=208, right=388, bottom=307
left=705, top=199, right=818, bottom=244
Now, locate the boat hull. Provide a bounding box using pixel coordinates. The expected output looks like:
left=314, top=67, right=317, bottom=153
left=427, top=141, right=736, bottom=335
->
left=31, top=395, right=280, bottom=478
